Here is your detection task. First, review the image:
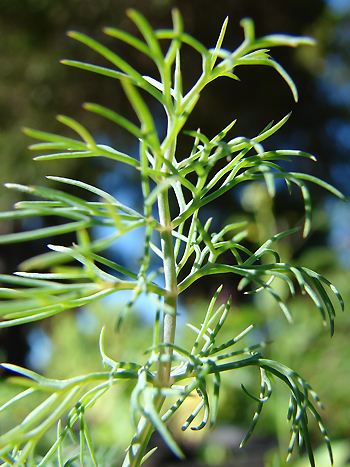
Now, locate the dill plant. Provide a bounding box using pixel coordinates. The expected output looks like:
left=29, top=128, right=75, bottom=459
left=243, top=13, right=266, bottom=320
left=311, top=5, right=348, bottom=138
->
left=0, top=9, right=345, bottom=467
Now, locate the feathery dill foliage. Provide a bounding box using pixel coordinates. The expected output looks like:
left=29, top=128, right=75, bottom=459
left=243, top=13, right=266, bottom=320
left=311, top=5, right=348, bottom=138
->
left=0, top=9, right=345, bottom=467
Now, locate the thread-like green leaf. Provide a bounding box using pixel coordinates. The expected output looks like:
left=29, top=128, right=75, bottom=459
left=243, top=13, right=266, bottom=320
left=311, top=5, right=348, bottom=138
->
left=121, top=78, right=161, bottom=155
left=254, top=34, right=315, bottom=49
left=0, top=219, right=89, bottom=245
left=241, top=17, right=255, bottom=42
left=266, top=58, right=299, bottom=102
left=67, top=31, right=144, bottom=83
left=61, top=59, right=164, bottom=104
left=127, top=9, right=164, bottom=67
left=56, top=115, right=96, bottom=147
left=61, top=59, right=126, bottom=79
left=23, top=127, right=86, bottom=150
left=103, top=27, right=152, bottom=58
left=83, top=102, right=142, bottom=138
left=252, top=113, right=291, bottom=143
left=142, top=389, right=184, bottom=459
left=66, top=31, right=164, bottom=104
left=5, top=182, right=96, bottom=215
left=288, top=172, right=346, bottom=200
left=210, top=17, right=229, bottom=69
left=156, top=30, right=209, bottom=57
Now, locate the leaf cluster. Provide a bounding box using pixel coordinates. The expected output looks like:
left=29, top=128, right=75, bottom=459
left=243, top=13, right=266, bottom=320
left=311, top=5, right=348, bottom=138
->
left=0, top=9, right=344, bottom=467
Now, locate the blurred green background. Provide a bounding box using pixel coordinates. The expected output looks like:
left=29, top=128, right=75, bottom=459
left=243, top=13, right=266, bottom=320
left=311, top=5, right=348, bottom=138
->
left=0, top=0, right=349, bottom=465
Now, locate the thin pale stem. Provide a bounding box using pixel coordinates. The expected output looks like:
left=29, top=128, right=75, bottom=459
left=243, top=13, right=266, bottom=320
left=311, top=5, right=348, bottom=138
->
left=121, top=398, right=164, bottom=467
left=122, top=163, right=178, bottom=467
left=157, top=192, right=178, bottom=385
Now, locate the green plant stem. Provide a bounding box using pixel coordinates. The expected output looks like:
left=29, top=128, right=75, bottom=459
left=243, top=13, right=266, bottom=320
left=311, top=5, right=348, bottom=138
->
left=122, top=187, right=178, bottom=467
left=157, top=191, right=177, bottom=384
left=121, top=399, right=164, bottom=467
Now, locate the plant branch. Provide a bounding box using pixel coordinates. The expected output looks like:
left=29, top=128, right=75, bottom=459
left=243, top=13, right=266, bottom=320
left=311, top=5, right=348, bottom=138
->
left=122, top=118, right=178, bottom=465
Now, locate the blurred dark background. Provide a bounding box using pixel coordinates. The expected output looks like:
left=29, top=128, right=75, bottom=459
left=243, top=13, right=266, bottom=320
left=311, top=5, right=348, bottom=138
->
left=0, top=0, right=349, bottom=465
